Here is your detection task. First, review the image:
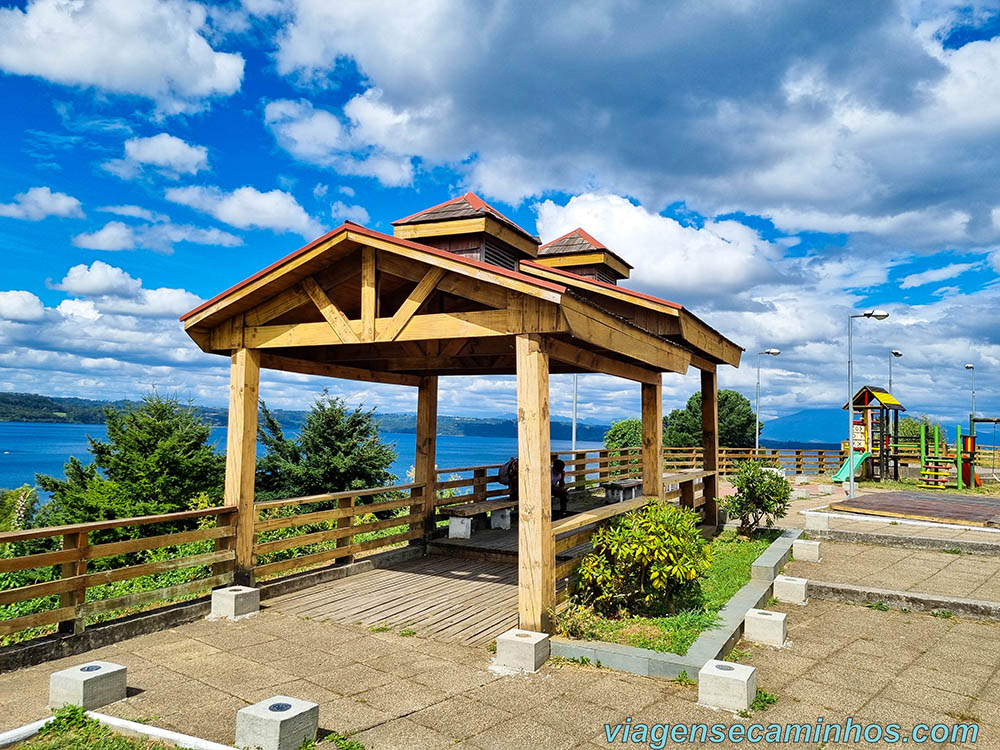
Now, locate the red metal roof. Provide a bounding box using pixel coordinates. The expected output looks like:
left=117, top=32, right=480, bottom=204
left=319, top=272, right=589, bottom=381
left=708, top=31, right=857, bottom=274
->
left=520, top=260, right=682, bottom=311
left=392, top=192, right=537, bottom=241
left=179, top=221, right=565, bottom=322
left=539, top=227, right=608, bottom=252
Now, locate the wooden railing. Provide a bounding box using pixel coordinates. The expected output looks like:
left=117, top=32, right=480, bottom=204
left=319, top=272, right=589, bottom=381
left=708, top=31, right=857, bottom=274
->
left=663, top=447, right=847, bottom=474
left=0, top=506, right=237, bottom=641
left=250, top=482, right=425, bottom=579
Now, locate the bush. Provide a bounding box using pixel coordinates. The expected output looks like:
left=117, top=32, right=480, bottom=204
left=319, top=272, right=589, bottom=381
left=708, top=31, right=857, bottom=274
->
left=574, top=503, right=710, bottom=616
left=724, top=460, right=790, bottom=536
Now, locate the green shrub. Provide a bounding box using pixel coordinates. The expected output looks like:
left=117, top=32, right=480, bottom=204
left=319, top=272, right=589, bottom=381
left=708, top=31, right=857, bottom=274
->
left=574, top=503, right=710, bottom=616
left=723, top=461, right=790, bottom=536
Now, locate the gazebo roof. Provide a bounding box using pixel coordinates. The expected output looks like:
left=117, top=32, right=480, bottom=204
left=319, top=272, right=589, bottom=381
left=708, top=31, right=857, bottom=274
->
left=843, top=385, right=906, bottom=412
left=181, top=218, right=742, bottom=386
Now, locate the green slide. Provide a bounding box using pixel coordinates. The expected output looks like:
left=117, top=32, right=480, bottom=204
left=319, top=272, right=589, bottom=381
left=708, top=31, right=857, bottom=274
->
left=831, top=451, right=870, bottom=482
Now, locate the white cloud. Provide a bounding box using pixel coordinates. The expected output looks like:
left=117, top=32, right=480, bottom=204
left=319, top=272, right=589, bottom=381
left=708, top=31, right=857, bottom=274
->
left=103, top=134, right=209, bottom=179
left=0, top=291, right=45, bottom=321
left=72, top=221, right=137, bottom=251
left=99, top=205, right=169, bottom=223
left=166, top=184, right=324, bottom=238
left=56, top=261, right=142, bottom=297
left=0, top=0, right=244, bottom=114
left=57, top=299, right=102, bottom=321
left=330, top=201, right=370, bottom=225
left=97, top=287, right=203, bottom=317
left=0, top=186, right=83, bottom=220
left=899, top=262, right=979, bottom=289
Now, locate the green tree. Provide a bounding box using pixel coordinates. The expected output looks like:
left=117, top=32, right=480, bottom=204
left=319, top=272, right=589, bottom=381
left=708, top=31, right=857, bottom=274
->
left=603, top=419, right=642, bottom=451
left=35, top=394, right=224, bottom=527
left=899, top=414, right=944, bottom=439
left=664, top=390, right=758, bottom=448
left=255, top=391, right=398, bottom=501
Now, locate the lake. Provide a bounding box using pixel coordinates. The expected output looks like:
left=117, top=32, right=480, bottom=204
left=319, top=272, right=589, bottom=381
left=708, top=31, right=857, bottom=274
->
left=0, top=422, right=604, bottom=494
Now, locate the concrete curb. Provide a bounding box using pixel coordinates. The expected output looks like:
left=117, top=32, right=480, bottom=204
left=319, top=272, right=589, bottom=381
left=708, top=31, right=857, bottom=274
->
left=804, top=528, right=1000, bottom=555
left=551, top=529, right=800, bottom=683
left=807, top=580, right=1000, bottom=621
left=0, top=713, right=237, bottom=750
left=0, top=545, right=424, bottom=673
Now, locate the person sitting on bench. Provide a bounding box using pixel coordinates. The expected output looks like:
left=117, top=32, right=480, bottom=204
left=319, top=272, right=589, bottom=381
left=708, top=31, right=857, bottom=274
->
left=552, top=458, right=569, bottom=518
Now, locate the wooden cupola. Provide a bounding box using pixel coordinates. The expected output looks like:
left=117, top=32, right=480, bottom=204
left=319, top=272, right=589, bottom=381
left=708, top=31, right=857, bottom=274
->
left=391, top=192, right=539, bottom=271
left=534, top=228, right=632, bottom=285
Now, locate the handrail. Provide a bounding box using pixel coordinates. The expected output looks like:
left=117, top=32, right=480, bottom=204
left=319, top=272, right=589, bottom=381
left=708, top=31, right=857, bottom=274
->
left=254, top=482, right=422, bottom=511
left=0, top=506, right=235, bottom=544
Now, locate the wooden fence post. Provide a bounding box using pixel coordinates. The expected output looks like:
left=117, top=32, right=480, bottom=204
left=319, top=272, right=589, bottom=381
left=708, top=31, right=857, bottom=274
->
left=795, top=450, right=804, bottom=474
left=337, top=496, right=355, bottom=564
left=59, top=531, right=87, bottom=635
left=473, top=467, right=487, bottom=502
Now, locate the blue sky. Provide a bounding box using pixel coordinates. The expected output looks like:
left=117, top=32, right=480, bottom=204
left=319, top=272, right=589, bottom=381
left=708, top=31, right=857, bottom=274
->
left=0, top=0, right=999, bottom=437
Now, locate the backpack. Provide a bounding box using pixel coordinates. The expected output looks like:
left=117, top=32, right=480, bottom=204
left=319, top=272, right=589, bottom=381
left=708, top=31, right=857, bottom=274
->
left=498, top=457, right=518, bottom=486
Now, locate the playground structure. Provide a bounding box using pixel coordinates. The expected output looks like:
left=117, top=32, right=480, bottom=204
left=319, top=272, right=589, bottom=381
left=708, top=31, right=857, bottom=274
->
left=833, top=386, right=907, bottom=483
left=920, top=417, right=1000, bottom=489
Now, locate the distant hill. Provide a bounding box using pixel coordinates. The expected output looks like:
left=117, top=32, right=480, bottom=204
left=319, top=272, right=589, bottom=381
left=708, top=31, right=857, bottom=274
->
left=0, top=392, right=610, bottom=442
left=761, top=408, right=846, bottom=445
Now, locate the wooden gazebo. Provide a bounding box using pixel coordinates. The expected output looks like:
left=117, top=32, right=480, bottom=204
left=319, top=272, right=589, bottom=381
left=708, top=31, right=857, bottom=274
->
left=180, top=193, right=742, bottom=631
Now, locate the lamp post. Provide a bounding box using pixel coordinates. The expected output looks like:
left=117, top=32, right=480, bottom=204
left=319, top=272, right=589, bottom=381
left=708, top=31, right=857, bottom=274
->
left=965, top=364, right=976, bottom=419
left=848, top=309, right=889, bottom=499
left=571, top=373, right=579, bottom=451
left=755, top=349, right=781, bottom=453
left=889, top=350, right=902, bottom=392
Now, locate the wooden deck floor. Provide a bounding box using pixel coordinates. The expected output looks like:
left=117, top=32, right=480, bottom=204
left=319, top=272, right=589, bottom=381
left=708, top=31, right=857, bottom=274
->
left=831, top=490, right=1000, bottom=526
left=265, top=555, right=523, bottom=646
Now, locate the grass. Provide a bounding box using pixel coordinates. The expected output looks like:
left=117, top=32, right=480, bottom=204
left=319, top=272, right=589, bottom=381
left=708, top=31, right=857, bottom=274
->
left=555, top=529, right=781, bottom=656
left=15, top=706, right=175, bottom=750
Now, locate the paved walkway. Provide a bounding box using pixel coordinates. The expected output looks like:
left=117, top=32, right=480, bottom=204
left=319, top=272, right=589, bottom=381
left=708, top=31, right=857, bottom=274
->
left=784, top=540, right=1000, bottom=601
left=2, top=598, right=1000, bottom=748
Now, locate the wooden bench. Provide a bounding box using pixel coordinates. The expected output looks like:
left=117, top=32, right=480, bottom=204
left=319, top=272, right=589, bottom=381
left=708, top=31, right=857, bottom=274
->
left=440, top=498, right=518, bottom=539
left=600, top=478, right=644, bottom=503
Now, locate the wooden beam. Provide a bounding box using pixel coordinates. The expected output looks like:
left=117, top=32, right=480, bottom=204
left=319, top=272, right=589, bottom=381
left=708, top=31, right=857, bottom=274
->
left=516, top=333, right=554, bottom=632
left=244, top=308, right=567, bottom=348
left=361, top=246, right=376, bottom=340
left=224, top=348, right=260, bottom=585
left=377, top=267, right=446, bottom=342
left=300, top=276, right=360, bottom=344
left=561, top=296, right=690, bottom=374
left=680, top=312, right=742, bottom=368
left=259, top=353, right=421, bottom=387
left=242, top=258, right=361, bottom=328
left=379, top=253, right=509, bottom=309
left=545, top=337, right=660, bottom=384
left=641, top=377, right=664, bottom=501
left=701, top=368, right=720, bottom=526
left=415, top=376, right=438, bottom=542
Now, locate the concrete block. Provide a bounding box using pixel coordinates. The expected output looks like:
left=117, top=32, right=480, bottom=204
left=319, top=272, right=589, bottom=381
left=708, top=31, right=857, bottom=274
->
left=49, top=661, right=127, bottom=710
left=815, top=484, right=836, bottom=496
left=490, top=508, right=511, bottom=530
left=793, top=475, right=812, bottom=485
left=698, top=659, right=757, bottom=712
left=793, top=539, right=822, bottom=562
left=791, top=488, right=811, bottom=500
left=494, top=628, right=550, bottom=672
left=211, top=585, right=260, bottom=620
left=448, top=517, right=472, bottom=539
left=235, top=696, right=318, bottom=750
left=804, top=513, right=830, bottom=531
left=743, top=608, right=788, bottom=647
left=773, top=575, right=808, bottom=605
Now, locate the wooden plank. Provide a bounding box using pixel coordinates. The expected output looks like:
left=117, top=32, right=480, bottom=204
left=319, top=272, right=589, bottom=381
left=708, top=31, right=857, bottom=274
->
left=515, top=333, right=554, bottom=632
left=378, top=253, right=508, bottom=309
left=86, top=526, right=233, bottom=560
left=550, top=495, right=650, bottom=536
left=253, top=496, right=418, bottom=533
left=641, top=378, right=664, bottom=501
left=545, top=337, right=660, bottom=385
left=78, top=573, right=233, bottom=617
left=253, top=528, right=422, bottom=579
left=254, top=512, right=421, bottom=556
left=259, top=353, right=421, bottom=387
left=59, top=531, right=87, bottom=635
left=243, top=285, right=311, bottom=327
left=378, top=267, right=446, bottom=342
left=700, top=368, right=720, bottom=526
left=255, top=484, right=420, bottom=511
left=0, top=606, right=77, bottom=637
left=224, top=347, right=260, bottom=584
left=0, top=546, right=82, bottom=574
left=361, top=246, right=377, bottom=340
left=0, top=507, right=236, bottom=545
left=415, top=376, right=439, bottom=542
left=444, top=499, right=518, bottom=517
left=300, top=276, right=360, bottom=344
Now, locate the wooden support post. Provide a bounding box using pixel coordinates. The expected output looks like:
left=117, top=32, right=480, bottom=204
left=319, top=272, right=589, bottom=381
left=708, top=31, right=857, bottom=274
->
left=598, top=449, right=609, bottom=482
left=361, top=246, right=376, bottom=341
left=700, top=368, right=720, bottom=527
left=473, top=467, right=487, bottom=502
left=337, top=497, right=355, bottom=564
left=225, top=347, right=260, bottom=586
left=58, top=531, right=87, bottom=635
left=795, top=449, right=804, bottom=474
left=516, top=334, right=553, bottom=633
left=414, top=376, right=438, bottom=542
left=641, top=378, right=664, bottom=501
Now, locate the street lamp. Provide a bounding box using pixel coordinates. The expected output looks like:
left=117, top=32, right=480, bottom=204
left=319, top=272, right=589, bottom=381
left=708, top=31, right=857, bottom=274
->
left=965, top=363, right=976, bottom=418
left=755, top=348, right=781, bottom=453
left=847, top=309, right=889, bottom=499
left=889, top=350, right=902, bottom=392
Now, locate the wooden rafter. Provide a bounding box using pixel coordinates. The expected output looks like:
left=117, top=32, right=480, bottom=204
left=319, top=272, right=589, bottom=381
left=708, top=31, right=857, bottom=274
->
left=300, top=276, right=360, bottom=344
left=544, top=337, right=660, bottom=385
left=258, top=353, right=420, bottom=387
left=377, top=267, right=446, bottom=342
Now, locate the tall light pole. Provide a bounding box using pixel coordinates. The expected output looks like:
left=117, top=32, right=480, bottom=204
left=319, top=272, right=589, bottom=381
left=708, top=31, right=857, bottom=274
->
left=848, top=309, right=890, bottom=499
left=755, top=349, right=781, bottom=452
left=965, top=363, right=976, bottom=419
left=571, top=373, right=579, bottom=451
left=889, top=350, right=902, bottom=392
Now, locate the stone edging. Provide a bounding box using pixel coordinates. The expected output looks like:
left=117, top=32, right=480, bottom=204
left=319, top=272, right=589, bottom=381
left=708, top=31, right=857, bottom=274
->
left=0, top=545, right=424, bottom=673
left=550, top=528, right=802, bottom=682
left=807, top=580, right=1000, bottom=621
left=804, top=528, right=1000, bottom=555
left=0, top=712, right=236, bottom=750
